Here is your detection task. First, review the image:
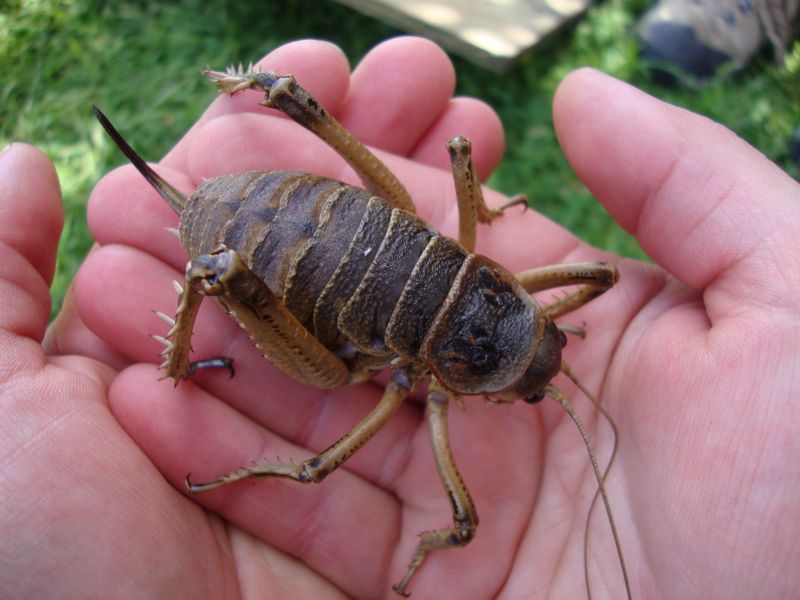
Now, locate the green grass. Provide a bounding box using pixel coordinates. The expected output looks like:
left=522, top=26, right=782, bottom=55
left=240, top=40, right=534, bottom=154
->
left=2, top=0, right=798, bottom=318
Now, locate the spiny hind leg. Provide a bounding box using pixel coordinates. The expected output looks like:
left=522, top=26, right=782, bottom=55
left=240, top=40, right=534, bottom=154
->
left=157, top=244, right=353, bottom=386
left=393, top=381, right=478, bottom=597
left=154, top=261, right=233, bottom=384
left=172, top=246, right=351, bottom=389
left=187, top=368, right=416, bottom=492
left=204, top=66, right=415, bottom=213
left=446, top=135, right=526, bottom=252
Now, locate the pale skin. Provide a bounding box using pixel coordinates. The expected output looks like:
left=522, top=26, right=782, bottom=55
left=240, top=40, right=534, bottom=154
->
left=1, top=37, right=798, bottom=599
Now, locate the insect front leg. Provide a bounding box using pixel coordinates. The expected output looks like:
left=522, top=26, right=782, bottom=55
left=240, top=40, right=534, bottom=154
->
left=515, top=261, right=619, bottom=319
left=203, top=66, right=415, bottom=213
left=393, top=381, right=478, bottom=597
left=187, top=367, right=417, bottom=491
left=446, top=135, right=526, bottom=252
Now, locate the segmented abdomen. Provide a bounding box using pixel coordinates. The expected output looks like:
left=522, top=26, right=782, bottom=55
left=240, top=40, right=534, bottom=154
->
left=180, top=171, right=537, bottom=385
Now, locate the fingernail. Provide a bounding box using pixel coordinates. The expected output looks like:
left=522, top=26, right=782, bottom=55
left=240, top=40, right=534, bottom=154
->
left=0, top=142, right=13, bottom=158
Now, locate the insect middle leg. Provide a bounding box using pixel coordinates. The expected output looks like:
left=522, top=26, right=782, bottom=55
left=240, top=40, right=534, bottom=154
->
left=187, top=368, right=416, bottom=492
left=393, top=381, right=478, bottom=597
left=204, top=67, right=415, bottom=213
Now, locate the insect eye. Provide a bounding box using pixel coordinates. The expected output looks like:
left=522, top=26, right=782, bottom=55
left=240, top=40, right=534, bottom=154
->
left=524, top=390, right=545, bottom=404
left=558, top=329, right=568, bottom=348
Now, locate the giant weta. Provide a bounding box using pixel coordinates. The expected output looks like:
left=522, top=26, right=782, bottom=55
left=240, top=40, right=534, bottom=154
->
left=93, top=65, right=629, bottom=597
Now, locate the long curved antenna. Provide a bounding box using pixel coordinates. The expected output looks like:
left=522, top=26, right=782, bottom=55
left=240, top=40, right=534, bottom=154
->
left=559, top=362, right=625, bottom=600
left=92, top=106, right=187, bottom=214
left=546, top=374, right=631, bottom=600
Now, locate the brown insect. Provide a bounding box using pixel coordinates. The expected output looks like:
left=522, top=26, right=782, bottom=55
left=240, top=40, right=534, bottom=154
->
left=93, top=65, right=631, bottom=597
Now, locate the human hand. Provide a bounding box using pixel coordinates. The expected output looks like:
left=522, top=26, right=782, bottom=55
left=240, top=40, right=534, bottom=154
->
left=553, top=66, right=800, bottom=598
left=4, top=36, right=798, bottom=599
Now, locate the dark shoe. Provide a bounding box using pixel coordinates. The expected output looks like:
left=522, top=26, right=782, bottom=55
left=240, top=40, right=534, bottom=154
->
left=789, top=125, right=800, bottom=165
left=637, top=0, right=798, bottom=82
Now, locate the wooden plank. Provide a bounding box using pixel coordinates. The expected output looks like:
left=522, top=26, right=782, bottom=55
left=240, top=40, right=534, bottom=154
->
left=335, top=0, right=590, bottom=71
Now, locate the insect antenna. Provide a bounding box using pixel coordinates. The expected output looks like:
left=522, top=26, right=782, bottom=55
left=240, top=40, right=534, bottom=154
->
left=91, top=106, right=187, bottom=214
left=547, top=363, right=632, bottom=600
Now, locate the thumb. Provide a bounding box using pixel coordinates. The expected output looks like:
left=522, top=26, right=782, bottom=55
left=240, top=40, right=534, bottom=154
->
left=0, top=144, right=63, bottom=342
left=553, top=69, right=800, bottom=322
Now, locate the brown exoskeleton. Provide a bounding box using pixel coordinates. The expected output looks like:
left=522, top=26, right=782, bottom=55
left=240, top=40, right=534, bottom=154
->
left=93, top=65, right=631, bottom=598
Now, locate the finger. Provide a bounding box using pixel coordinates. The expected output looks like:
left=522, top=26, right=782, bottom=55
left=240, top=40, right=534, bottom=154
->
left=109, top=363, right=398, bottom=599
left=87, top=162, right=189, bottom=271
left=186, top=112, right=345, bottom=182
left=162, top=39, right=352, bottom=171
left=44, top=278, right=130, bottom=370
left=180, top=36, right=460, bottom=178
left=182, top=37, right=502, bottom=177
left=226, top=528, right=350, bottom=599
left=0, top=143, right=62, bottom=339
left=409, top=96, right=505, bottom=180
left=337, top=36, right=456, bottom=156
left=554, top=68, right=800, bottom=318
